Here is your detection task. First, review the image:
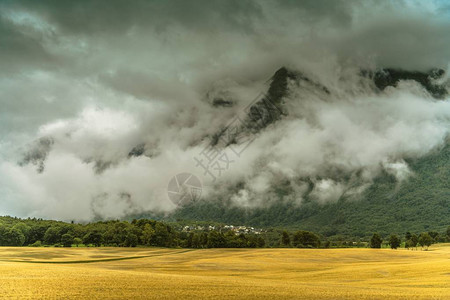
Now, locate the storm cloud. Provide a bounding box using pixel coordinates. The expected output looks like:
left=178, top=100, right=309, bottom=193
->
left=0, top=0, right=449, bottom=220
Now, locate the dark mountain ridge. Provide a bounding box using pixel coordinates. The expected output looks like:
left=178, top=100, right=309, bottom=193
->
left=168, top=66, right=450, bottom=238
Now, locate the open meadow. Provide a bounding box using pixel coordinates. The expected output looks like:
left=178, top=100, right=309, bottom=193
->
left=0, top=245, right=449, bottom=299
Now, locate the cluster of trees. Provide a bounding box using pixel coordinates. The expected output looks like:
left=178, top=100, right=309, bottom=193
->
left=0, top=217, right=265, bottom=248
left=369, top=229, right=450, bottom=250
left=280, top=230, right=321, bottom=248
left=1, top=216, right=448, bottom=249
left=404, top=232, right=435, bottom=250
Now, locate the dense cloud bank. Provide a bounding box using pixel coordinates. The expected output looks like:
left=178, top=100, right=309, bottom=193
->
left=0, top=0, right=449, bottom=220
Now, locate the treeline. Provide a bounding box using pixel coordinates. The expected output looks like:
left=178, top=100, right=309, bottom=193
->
left=0, top=216, right=267, bottom=248
left=0, top=216, right=448, bottom=249
left=369, top=230, right=450, bottom=250
left=278, top=230, right=321, bottom=248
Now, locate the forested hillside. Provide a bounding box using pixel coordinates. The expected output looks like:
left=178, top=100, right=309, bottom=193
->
left=173, top=140, right=450, bottom=238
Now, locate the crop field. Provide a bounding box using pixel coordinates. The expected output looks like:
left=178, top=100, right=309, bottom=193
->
left=0, top=245, right=449, bottom=299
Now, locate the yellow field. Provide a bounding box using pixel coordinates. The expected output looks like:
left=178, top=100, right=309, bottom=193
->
left=0, top=245, right=449, bottom=299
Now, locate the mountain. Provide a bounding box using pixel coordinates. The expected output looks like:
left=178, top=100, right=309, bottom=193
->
left=372, top=68, right=447, bottom=99
left=168, top=67, right=450, bottom=238
left=173, top=141, right=450, bottom=238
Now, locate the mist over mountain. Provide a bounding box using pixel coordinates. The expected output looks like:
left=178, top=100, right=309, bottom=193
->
left=0, top=1, right=449, bottom=234
left=170, top=67, right=450, bottom=236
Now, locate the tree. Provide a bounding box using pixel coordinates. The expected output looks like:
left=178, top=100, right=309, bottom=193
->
left=281, top=231, right=291, bottom=247
left=411, top=234, right=419, bottom=250
left=247, top=235, right=258, bottom=248
left=124, top=232, right=138, bottom=247
left=388, top=234, right=401, bottom=249
left=73, top=237, right=82, bottom=247
left=83, top=230, right=103, bottom=247
left=141, top=224, right=155, bottom=246
left=102, top=222, right=128, bottom=246
left=207, top=230, right=226, bottom=248
left=192, top=233, right=201, bottom=248
left=28, top=225, right=49, bottom=245
left=200, top=232, right=208, bottom=248
left=405, top=239, right=413, bottom=250
left=6, top=227, right=25, bottom=246
left=185, top=232, right=194, bottom=248
left=153, top=223, right=170, bottom=247
left=44, top=226, right=61, bottom=245
left=418, top=232, right=433, bottom=250
left=12, top=223, right=30, bottom=245
left=405, top=232, right=412, bottom=241
left=61, top=233, right=74, bottom=247
left=236, top=233, right=249, bottom=248
left=370, top=233, right=382, bottom=248
left=428, top=231, right=439, bottom=242
left=224, top=231, right=239, bottom=248
left=447, top=226, right=450, bottom=242
left=257, top=236, right=266, bottom=248
left=0, top=223, right=8, bottom=246
left=292, top=230, right=320, bottom=248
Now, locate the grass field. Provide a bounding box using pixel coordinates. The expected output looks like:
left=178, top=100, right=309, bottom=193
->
left=0, top=245, right=449, bottom=299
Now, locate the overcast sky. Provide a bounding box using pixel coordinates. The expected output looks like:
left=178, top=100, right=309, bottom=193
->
left=0, top=0, right=449, bottom=221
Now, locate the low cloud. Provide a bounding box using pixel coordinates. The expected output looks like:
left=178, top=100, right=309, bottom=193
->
left=0, top=0, right=449, bottom=220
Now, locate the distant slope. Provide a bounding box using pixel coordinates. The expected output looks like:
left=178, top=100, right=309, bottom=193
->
left=170, top=67, right=450, bottom=238
left=173, top=140, right=450, bottom=238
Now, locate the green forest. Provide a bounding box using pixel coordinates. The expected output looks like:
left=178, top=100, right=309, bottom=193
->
left=0, top=216, right=448, bottom=249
